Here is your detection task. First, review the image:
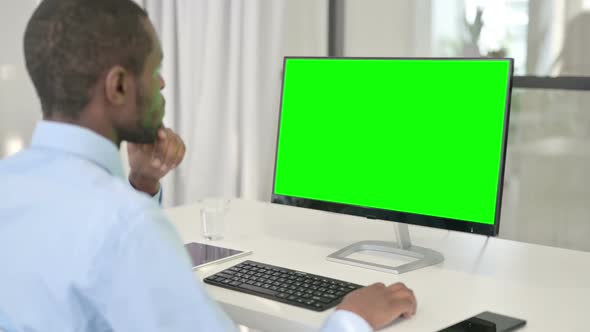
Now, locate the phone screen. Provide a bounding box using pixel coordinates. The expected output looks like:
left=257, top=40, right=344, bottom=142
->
left=438, top=311, right=526, bottom=332
left=184, top=242, right=247, bottom=268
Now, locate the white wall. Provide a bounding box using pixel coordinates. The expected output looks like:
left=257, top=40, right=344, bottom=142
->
left=343, top=0, right=430, bottom=56
left=283, top=0, right=328, bottom=57
left=342, top=0, right=468, bottom=58
left=0, top=0, right=41, bottom=158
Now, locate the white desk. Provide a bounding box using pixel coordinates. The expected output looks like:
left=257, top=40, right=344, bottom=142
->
left=165, top=199, right=590, bottom=332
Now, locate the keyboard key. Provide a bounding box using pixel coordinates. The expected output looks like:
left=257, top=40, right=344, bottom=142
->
left=239, top=284, right=278, bottom=297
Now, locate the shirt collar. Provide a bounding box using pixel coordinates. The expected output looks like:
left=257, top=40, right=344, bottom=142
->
left=30, top=120, right=125, bottom=179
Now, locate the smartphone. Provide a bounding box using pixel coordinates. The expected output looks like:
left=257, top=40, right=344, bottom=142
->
left=437, top=311, right=526, bottom=332
left=184, top=242, right=252, bottom=269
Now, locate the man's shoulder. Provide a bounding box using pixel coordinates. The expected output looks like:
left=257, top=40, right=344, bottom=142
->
left=1, top=151, right=162, bottom=230
left=90, top=172, right=164, bottom=227
left=97, top=174, right=155, bottom=207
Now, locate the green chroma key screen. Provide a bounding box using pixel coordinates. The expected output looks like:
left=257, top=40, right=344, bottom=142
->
left=273, top=58, right=512, bottom=225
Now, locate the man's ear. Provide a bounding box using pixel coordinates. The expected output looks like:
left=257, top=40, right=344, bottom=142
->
left=105, top=66, right=132, bottom=106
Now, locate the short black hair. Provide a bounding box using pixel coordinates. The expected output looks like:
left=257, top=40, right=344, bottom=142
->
left=24, top=0, right=152, bottom=118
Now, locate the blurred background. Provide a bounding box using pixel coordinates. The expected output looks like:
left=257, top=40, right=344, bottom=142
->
left=1, top=0, right=589, bottom=252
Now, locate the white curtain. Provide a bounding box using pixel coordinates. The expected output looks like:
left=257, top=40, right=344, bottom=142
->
left=131, top=0, right=291, bottom=206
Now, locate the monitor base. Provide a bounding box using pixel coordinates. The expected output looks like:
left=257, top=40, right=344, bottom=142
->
left=326, top=224, right=444, bottom=274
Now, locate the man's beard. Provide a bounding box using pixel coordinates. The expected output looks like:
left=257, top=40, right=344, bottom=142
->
left=118, top=91, right=161, bottom=144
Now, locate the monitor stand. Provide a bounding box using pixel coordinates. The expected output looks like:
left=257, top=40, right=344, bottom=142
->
left=326, top=223, right=444, bottom=274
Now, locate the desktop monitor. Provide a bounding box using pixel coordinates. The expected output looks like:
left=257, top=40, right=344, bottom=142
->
left=271, top=57, right=513, bottom=273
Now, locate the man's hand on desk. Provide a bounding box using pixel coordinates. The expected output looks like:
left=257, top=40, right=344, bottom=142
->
left=128, top=128, right=186, bottom=196
left=337, top=282, right=417, bottom=330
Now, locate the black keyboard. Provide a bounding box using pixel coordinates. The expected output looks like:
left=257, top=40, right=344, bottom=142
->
left=204, top=260, right=363, bottom=311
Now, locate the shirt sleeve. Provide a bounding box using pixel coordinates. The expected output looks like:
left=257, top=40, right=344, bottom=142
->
left=320, top=310, right=373, bottom=332
left=89, top=204, right=237, bottom=332
left=128, top=179, right=163, bottom=205
left=153, top=185, right=163, bottom=205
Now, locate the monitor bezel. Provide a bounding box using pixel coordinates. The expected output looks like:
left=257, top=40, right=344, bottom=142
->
left=271, top=56, right=514, bottom=237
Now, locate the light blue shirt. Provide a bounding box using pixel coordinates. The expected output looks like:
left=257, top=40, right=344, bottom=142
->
left=0, top=121, right=371, bottom=332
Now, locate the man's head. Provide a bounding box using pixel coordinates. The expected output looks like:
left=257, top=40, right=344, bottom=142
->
left=24, top=0, right=166, bottom=144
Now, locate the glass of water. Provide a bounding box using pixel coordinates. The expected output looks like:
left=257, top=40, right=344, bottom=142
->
left=200, top=199, right=229, bottom=240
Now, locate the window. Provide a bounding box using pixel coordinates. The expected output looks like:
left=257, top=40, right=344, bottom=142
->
left=331, top=0, right=590, bottom=251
